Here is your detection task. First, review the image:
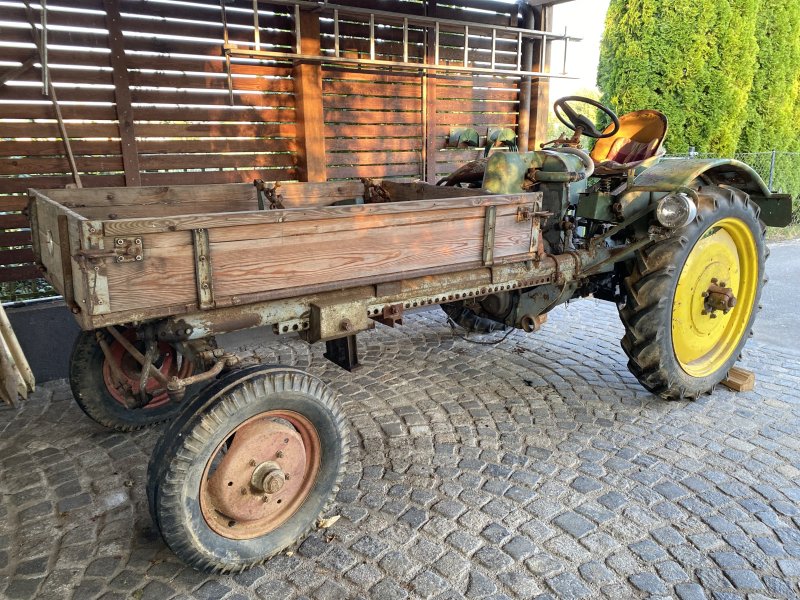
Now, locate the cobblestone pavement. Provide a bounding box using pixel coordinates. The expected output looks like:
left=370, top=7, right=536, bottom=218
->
left=1, top=299, right=799, bottom=600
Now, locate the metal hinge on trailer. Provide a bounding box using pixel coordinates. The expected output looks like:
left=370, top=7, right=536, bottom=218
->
left=76, top=237, right=143, bottom=264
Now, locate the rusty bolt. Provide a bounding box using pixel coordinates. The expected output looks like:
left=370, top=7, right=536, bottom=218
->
left=116, top=256, right=124, bottom=263
left=240, top=487, right=247, bottom=496
left=711, top=278, right=718, bottom=284
left=135, top=238, right=141, bottom=245
left=116, top=238, right=124, bottom=246
left=719, top=282, right=726, bottom=288
left=340, top=319, right=353, bottom=332
left=276, top=450, right=284, bottom=458
left=701, top=309, right=707, bottom=315
left=701, top=291, right=709, bottom=298
left=262, top=496, right=269, bottom=503
left=249, top=459, right=257, bottom=467
left=710, top=313, right=718, bottom=319
left=135, top=255, right=142, bottom=261
left=202, top=283, right=209, bottom=290
left=285, top=473, right=291, bottom=480
left=88, top=227, right=97, bottom=233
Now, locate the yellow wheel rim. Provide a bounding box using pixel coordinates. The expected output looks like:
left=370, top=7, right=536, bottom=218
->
left=672, top=218, right=758, bottom=378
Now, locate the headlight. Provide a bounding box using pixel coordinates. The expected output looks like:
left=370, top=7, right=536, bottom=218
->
left=656, top=192, right=697, bottom=228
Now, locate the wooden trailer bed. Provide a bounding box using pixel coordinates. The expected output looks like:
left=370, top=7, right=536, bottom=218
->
left=29, top=180, right=543, bottom=330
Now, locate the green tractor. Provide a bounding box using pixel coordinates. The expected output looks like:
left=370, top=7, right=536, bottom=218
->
left=440, top=96, right=792, bottom=399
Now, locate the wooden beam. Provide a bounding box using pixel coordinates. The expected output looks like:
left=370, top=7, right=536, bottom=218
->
left=525, top=0, right=575, bottom=7
left=529, top=6, right=553, bottom=151
left=0, top=55, right=37, bottom=87
left=293, top=9, right=326, bottom=182
left=423, top=0, right=438, bottom=183
left=105, top=0, right=141, bottom=186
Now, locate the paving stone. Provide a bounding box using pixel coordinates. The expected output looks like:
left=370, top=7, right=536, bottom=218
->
left=466, top=571, right=497, bottom=599
left=552, top=511, right=596, bottom=538
left=675, top=583, right=709, bottom=600
left=411, top=570, right=448, bottom=598
left=369, top=579, right=408, bottom=600
left=629, top=572, right=668, bottom=595
left=502, top=536, right=536, bottom=561
left=546, top=572, right=592, bottom=599
left=193, top=580, right=232, bottom=599
left=578, top=560, right=615, bottom=585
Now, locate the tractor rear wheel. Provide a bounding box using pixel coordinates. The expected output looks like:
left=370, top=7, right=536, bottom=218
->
left=619, top=186, right=766, bottom=399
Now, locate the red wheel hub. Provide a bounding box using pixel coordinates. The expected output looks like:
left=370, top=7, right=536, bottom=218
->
left=101, top=329, right=191, bottom=409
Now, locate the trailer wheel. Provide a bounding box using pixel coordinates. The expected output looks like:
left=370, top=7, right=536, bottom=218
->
left=69, top=328, right=197, bottom=431
left=147, top=366, right=348, bottom=573
left=620, top=186, right=766, bottom=399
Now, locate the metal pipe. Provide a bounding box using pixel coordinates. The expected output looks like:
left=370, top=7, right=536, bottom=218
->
left=463, top=25, right=469, bottom=66
left=294, top=4, right=301, bottom=54
left=252, top=0, right=260, bottom=51
left=434, top=21, right=439, bottom=65
left=226, top=47, right=576, bottom=79
left=402, top=18, right=408, bottom=63
left=490, top=28, right=496, bottom=70
left=369, top=13, right=375, bottom=61
left=106, top=326, right=170, bottom=386
left=41, top=0, right=48, bottom=95
left=334, top=10, right=340, bottom=57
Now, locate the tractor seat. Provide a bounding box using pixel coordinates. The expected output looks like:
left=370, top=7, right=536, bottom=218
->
left=590, top=110, right=668, bottom=176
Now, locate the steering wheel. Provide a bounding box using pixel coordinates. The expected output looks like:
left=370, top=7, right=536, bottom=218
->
left=553, top=96, right=620, bottom=139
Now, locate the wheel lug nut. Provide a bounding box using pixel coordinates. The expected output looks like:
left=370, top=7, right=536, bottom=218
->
left=276, top=451, right=284, bottom=458
left=285, top=473, right=291, bottom=480
left=249, top=459, right=256, bottom=467
left=710, top=313, right=717, bottom=319
left=240, top=487, right=247, bottom=495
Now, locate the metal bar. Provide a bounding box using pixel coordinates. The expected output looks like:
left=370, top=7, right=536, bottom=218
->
left=334, top=9, right=340, bottom=57
left=41, top=0, right=48, bottom=95
left=517, top=31, right=523, bottom=71
left=490, top=28, right=496, bottom=70
left=106, top=326, right=170, bottom=386
left=221, top=0, right=234, bottom=105
left=226, top=48, right=576, bottom=79
left=402, top=17, right=408, bottom=63
left=463, top=25, right=469, bottom=66
left=483, top=205, right=496, bottom=266
left=369, top=13, right=375, bottom=61
left=295, top=4, right=302, bottom=54
left=769, top=149, right=777, bottom=190
left=193, top=228, right=215, bottom=310
left=562, top=27, right=568, bottom=75
left=252, top=0, right=260, bottom=51
left=251, top=0, right=580, bottom=42
left=434, top=21, right=439, bottom=65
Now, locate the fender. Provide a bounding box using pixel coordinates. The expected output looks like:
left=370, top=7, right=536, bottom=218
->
left=619, top=158, right=792, bottom=227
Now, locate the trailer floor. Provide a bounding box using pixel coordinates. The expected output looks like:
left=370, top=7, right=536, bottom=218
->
left=1, top=298, right=799, bottom=600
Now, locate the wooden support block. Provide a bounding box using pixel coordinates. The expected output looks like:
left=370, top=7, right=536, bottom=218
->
left=721, top=366, right=755, bottom=392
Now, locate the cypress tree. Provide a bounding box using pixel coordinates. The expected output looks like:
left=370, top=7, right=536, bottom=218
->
left=739, top=1, right=800, bottom=152
left=598, top=0, right=758, bottom=156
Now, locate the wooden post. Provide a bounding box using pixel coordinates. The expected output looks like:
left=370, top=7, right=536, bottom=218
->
left=529, top=6, right=553, bottom=151
left=423, top=0, right=438, bottom=183
left=105, top=0, right=141, bottom=186
left=293, top=9, right=326, bottom=182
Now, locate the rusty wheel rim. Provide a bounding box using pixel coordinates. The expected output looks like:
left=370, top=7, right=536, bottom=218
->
left=101, top=329, right=192, bottom=409
left=199, top=410, right=321, bottom=540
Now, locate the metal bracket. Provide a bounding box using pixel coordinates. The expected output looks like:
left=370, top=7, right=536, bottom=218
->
left=192, top=228, right=215, bottom=310
left=254, top=179, right=284, bottom=210
left=373, top=303, right=403, bottom=328
left=76, top=236, right=143, bottom=264
left=482, top=205, right=496, bottom=266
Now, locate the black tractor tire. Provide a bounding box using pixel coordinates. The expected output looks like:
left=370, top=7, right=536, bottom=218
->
left=69, top=329, right=200, bottom=432
left=619, top=186, right=767, bottom=399
left=147, top=366, right=348, bottom=573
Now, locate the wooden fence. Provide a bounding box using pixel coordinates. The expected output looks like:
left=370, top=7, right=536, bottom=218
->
left=0, top=0, right=549, bottom=290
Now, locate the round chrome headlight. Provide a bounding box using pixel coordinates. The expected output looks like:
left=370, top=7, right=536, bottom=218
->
left=656, top=192, right=697, bottom=228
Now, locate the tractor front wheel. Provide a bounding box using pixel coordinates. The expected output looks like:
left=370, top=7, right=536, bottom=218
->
left=620, top=186, right=766, bottom=399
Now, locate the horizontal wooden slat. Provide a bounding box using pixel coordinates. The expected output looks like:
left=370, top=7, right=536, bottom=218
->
left=0, top=248, right=36, bottom=265
left=323, top=95, right=421, bottom=111
left=326, top=137, right=421, bottom=152
left=328, top=163, right=422, bottom=179
left=0, top=230, right=33, bottom=248
left=0, top=155, right=123, bottom=176
left=0, top=196, right=29, bottom=211
left=0, top=174, right=126, bottom=194
left=326, top=151, right=421, bottom=166
left=0, top=264, right=41, bottom=283
left=325, top=124, right=421, bottom=138
left=0, top=121, right=119, bottom=138
left=0, top=214, right=31, bottom=229
left=324, top=110, right=421, bottom=125
left=137, top=152, right=295, bottom=171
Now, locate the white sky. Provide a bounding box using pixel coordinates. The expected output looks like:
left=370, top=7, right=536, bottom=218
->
left=549, top=0, right=611, bottom=99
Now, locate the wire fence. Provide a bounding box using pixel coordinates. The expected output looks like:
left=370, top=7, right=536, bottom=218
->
left=665, top=150, right=800, bottom=223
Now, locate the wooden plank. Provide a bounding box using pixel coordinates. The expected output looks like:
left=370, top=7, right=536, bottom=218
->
left=325, top=124, right=421, bottom=138
left=0, top=122, right=120, bottom=138
left=136, top=152, right=295, bottom=171
left=106, top=0, right=142, bottom=186
left=131, top=106, right=296, bottom=123
left=0, top=248, right=35, bottom=265
left=0, top=264, right=41, bottom=283
left=135, top=138, right=295, bottom=154
left=0, top=155, right=124, bottom=176
left=530, top=6, right=552, bottom=150
left=324, top=95, right=422, bottom=111
left=0, top=174, right=126, bottom=194
left=0, top=231, right=33, bottom=248
left=0, top=140, right=122, bottom=158
left=323, top=81, right=421, bottom=99
left=100, top=193, right=536, bottom=235
left=0, top=196, right=29, bottom=211
left=328, top=163, right=422, bottom=179
left=41, top=182, right=256, bottom=207
left=324, top=110, right=421, bottom=125
left=326, top=137, right=422, bottom=152
left=326, top=151, right=421, bottom=166
left=134, top=122, right=297, bottom=138
left=0, top=214, right=31, bottom=229
left=139, top=169, right=295, bottom=187
left=293, top=9, right=326, bottom=182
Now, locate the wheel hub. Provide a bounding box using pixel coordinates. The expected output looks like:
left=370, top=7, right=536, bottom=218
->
left=200, top=411, right=320, bottom=539
left=701, top=278, right=737, bottom=318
